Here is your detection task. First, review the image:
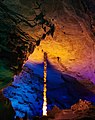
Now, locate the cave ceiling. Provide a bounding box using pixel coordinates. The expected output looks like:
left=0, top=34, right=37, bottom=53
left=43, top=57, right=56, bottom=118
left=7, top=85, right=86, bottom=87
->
left=0, top=0, right=95, bottom=83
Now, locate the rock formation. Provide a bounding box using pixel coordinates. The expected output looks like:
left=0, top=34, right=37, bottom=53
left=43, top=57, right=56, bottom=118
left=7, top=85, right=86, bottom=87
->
left=2, top=0, right=94, bottom=83
left=1, top=0, right=95, bottom=119
left=1, top=0, right=95, bottom=84
left=3, top=62, right=95, bottom=119
left=0, top=0, right=54, bottom=88
left=0, top=91, right=15, bottom=120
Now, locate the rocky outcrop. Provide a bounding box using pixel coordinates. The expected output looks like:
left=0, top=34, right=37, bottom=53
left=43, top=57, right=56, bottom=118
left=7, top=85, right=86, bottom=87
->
left=71, top=99, right=92, bottom=111
left=32, top=99, right=95, bottom=120
left=0, top=91, right=15, bottom=120
left=46, top=100, right=95, bottom=120
left=3, top=66, right=44, bottom=119
left=0, top=1, right=36, bottom=89
left=3, top=62, right=95, bottom=119
left=1, top=0, right=95, bottom=83
left=0, top=1, right=54, bottom=89
left=27, top=0, right=95, bottom=83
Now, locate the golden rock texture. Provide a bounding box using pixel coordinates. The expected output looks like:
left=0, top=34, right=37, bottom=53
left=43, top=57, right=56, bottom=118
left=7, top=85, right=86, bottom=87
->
left=2, top=1, right=95, bottom=80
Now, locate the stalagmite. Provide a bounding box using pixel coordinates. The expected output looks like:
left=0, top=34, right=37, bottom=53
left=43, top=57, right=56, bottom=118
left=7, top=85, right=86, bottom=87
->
left=43, top=52, right=47, bottom=116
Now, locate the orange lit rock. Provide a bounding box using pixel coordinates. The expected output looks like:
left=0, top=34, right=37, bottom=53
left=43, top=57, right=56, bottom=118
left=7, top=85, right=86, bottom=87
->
left=3, top=0, right=95, bottom=83
left=71, top=99, right=92, bottom=112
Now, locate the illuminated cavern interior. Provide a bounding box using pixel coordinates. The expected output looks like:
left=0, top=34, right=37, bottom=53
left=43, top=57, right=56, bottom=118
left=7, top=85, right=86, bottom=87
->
left=1, top=0, right=95, bottom=120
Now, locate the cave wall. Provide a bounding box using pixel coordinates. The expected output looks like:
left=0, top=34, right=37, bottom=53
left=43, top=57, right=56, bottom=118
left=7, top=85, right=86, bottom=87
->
left=2, top=0, right=95, bottom=83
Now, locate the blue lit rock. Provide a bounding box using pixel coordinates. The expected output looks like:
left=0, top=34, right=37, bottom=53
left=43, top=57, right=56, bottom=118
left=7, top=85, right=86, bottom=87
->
left=3, top=67, right=43, bottom=118
left=3, top=62, right=95, bottom=118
